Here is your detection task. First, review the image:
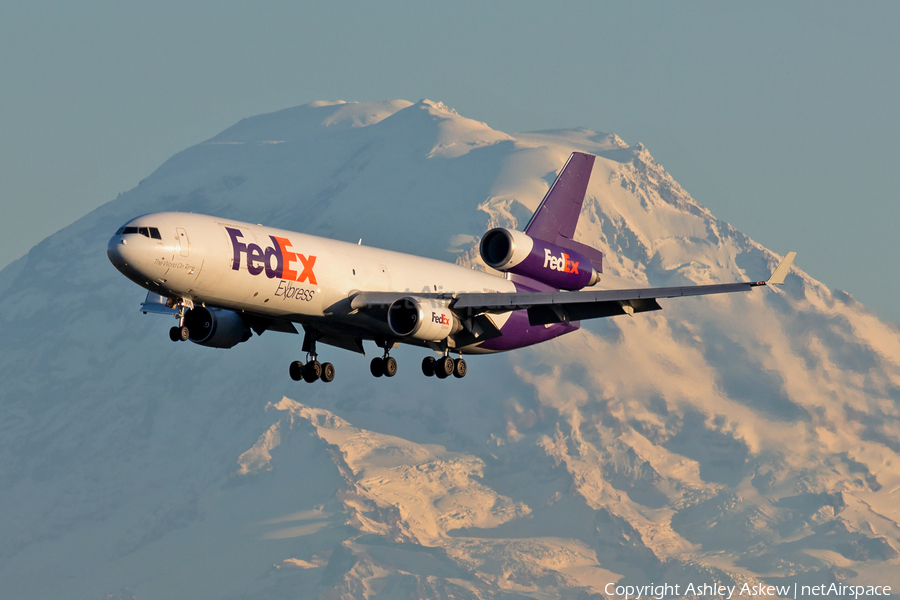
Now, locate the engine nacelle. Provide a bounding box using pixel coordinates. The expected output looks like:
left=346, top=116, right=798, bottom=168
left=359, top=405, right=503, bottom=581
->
left=480, top=228, right=601, bottom=290
left=183, top=307, right=252, bottom=348
left=387, top=297, right=460, bottom=342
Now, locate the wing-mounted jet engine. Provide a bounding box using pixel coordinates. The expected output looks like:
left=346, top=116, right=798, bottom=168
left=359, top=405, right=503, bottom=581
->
left=141, top=294, right=251, bottom=348
left=179, top=307, right=252, bottom=348
left=387, top=297, right=461, bottom=341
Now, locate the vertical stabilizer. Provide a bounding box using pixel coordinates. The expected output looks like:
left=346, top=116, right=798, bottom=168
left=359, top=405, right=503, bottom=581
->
left=523, top=152, right=603, bottom=271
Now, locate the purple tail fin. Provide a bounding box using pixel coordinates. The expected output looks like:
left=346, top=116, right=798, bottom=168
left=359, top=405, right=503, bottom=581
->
left=523, top=152, right=603, bottom=272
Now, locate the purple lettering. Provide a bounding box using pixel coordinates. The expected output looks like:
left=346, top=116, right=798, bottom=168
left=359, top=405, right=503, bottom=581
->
left=247, top=244, right=264, bottom=276
left=226, top=227, right=247, bottom=271
left=265, top=236, right=283, bottom=279
left=227, top=227, right=314, bottom=283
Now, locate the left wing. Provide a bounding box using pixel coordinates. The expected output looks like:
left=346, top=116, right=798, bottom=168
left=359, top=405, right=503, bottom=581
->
left=454, top=251, right=797, bottom=326
left=453, top=280, right=747, bottom=325
left=351, top=252, right=796, bottom=327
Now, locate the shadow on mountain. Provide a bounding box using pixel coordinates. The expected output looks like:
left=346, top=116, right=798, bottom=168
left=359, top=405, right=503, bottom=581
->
left=662, top=409, right=751, bottom=486
left=697, top=323, right=809, bottom=422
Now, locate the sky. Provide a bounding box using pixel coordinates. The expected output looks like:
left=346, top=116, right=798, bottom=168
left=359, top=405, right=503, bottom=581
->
left=1, top=2, right=898, bottom=323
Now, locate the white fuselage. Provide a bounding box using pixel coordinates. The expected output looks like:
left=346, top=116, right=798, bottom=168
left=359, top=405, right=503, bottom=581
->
left=108, top=212, right=517, bottom=351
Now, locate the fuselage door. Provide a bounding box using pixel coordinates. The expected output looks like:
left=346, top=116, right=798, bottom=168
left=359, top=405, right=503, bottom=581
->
left=176, top=227, right=190, bottom=257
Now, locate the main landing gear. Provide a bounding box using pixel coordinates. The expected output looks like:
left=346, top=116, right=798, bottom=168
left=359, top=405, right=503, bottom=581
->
left=370, top=350, right=398, bottom=378
left=370, top=353, right=466, bottom=379
left=421, top=352, right=466, bottom=379
left=369, top=340, right=397, bottom=377
left=289, top=356, right=335, bottom=383
left=289, top=327, right=335, bottom=383
left=284, top=332, right=468, bottom=382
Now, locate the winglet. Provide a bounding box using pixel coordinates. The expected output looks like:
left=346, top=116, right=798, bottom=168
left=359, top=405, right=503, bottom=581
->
left=766, top=251, right=796, bottom=285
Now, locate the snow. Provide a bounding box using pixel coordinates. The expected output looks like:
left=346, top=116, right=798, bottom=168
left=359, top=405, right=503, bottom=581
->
left=2, top=99, right=900, bottom=599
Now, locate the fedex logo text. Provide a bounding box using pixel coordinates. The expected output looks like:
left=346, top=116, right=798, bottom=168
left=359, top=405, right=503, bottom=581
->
left=543, top=249, right=579, bottom=274
left=432, top=312, right=450, bottom=326
left=226, top=227, right=317, bottom=284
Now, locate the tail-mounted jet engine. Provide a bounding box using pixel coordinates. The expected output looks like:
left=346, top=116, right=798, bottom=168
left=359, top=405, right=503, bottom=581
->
left=183, top=307, right=252, bottom=348
left=387, top=297, right=461, bottom=342
left=480, top=228, right=601, bottom=291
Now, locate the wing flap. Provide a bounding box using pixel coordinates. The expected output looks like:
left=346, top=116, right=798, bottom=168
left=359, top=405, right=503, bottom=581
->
left=527, top=297, right=662, bottom=326
left=245, top=315, right=299, bottom=335
left=317, top=333, right=366, bottom=355
left=451, top=281, right=754, bottom=316
left=452, top=313, right=504, bottom=347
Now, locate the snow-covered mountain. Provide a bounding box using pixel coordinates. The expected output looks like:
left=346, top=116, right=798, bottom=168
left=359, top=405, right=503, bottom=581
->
left=1, top=100, right=899, bottom=599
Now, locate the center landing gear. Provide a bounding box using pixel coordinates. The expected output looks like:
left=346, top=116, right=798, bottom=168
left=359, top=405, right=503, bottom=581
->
left=288, top=328, right=334, bottom=383
left=370, top=354, right=398, bottom=377
left=422, top=352, right=466, bottom=379
left=369, top=339, right=398, bottom=378
left=289, top=357, right=335, bottom=383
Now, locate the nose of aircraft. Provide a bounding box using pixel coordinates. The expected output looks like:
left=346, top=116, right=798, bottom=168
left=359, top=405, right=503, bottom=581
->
left=107, top=234, right=132, bottom=273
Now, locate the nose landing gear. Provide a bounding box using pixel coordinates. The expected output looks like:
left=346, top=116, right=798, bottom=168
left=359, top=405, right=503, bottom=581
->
left=167, top=298, right=191, bottom=342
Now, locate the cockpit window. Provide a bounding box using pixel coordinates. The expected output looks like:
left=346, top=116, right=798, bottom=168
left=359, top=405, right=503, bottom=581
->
left=115, top=225, right=161, bottom=239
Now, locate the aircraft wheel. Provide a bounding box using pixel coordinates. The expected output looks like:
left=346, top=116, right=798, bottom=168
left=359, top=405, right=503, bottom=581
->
left=178, top=325, right=190, bottom=341
left=421, top=356, right=435, bottom=377
left=434, top=356, right=454, bottom=379
left=370, top=357, right=384, bottom=377
left=289, top=361, right=304, bottom=381
left=303, top=360, right=322, bottom=383
left=321, top=362, right=335, bottom=383
left=453, top=358, right=467, bottom=379
left=383, top=357, right=398, bottom=378
left=169, top=327, right=181, bottom=342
